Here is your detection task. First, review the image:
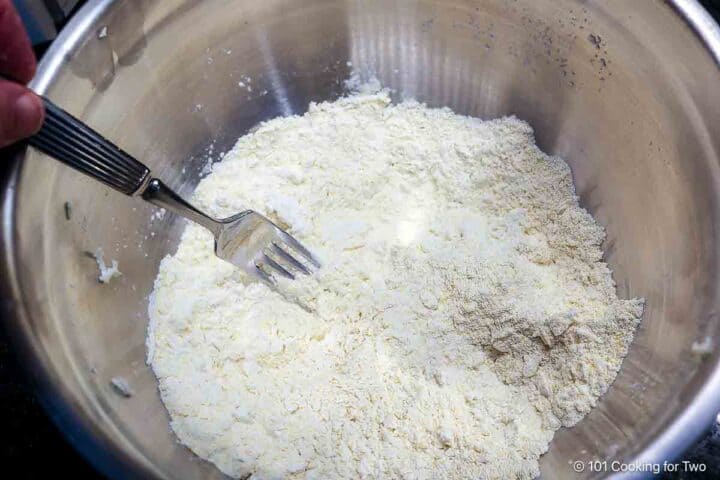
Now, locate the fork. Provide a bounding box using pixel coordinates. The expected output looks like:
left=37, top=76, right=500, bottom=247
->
left=27, top=97, right=320, bottom=285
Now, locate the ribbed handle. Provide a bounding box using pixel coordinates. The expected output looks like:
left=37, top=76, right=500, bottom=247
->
left=28, top=98, right=150, bottom=195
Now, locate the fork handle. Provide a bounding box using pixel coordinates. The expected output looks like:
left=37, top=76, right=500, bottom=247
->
left=141, top=178, right=223, bottom=236
left=28, top=97, right=151, bottom=195
left=28, top=97, right=225, bottom=235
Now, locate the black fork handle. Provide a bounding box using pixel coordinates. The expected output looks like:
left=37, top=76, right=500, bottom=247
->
left=28, top=97, right=151, bottom=195
left=25, top=96, right=223, bottom=235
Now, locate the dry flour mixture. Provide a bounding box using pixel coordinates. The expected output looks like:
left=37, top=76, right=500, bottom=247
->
left=147, top=87, right=643, bottom=480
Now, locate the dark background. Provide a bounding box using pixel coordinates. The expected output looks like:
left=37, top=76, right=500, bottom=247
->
left=1, top=0, right=720, bottom=479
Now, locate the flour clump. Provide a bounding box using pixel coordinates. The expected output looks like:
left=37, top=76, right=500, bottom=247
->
left=147, top=86, right=643, bottom=479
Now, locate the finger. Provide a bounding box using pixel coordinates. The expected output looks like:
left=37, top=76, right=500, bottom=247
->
left=0, top=0, right=37, bottom=83
left=0, top=79, right=44, bottom=148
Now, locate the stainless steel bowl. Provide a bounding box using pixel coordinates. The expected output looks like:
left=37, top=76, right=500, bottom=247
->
left=2, top=0, right=720, bottom=478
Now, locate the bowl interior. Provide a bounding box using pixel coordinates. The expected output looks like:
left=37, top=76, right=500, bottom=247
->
left=8, top=0, right=720, bottom=478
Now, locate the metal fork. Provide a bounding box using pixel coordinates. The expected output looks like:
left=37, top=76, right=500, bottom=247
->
left=27, top=97, right=320, bottom=284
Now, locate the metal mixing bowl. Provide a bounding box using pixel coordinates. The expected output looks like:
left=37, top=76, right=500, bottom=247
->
left=2, top=0, right=720, bottom=478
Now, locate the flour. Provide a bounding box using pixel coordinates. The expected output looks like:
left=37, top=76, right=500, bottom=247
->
left=147, top=86, right=643, bottom=480
left=94, top=249, right=121, bottom=284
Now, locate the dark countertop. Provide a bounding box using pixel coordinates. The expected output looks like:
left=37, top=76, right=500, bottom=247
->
left=2, top=1, right=720, bottom=478
left=0, top=324, right=100, bottom=478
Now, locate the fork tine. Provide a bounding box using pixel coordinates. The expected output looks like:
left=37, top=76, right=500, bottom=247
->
left=271, top=242, right=310, bottom=275
left=261, top=253, right=295, bottom=280
left=276, top=230, right=321, bottom=268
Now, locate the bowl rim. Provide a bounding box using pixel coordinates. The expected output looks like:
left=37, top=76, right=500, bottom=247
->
left=1, top=1, right=720, bottom=479
left=1, top=3, right=169, bottom=479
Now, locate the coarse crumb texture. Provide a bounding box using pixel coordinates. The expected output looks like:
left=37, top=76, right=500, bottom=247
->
left=147, top=88, right=643, bottom=480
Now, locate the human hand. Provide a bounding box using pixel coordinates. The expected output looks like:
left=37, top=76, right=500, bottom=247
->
left=0, top=0, right=44, bottom=149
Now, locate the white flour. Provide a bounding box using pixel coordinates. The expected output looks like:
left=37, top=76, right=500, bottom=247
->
left=94, top=249, right=121, bottom=284
left=147, top=87, right=643, bottom=480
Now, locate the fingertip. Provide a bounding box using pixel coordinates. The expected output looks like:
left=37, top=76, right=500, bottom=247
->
left=14, top=91, right=44, bottom=136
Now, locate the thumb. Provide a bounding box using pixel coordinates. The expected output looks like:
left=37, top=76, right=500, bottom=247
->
left=0, top=79, right=44, bottom=148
